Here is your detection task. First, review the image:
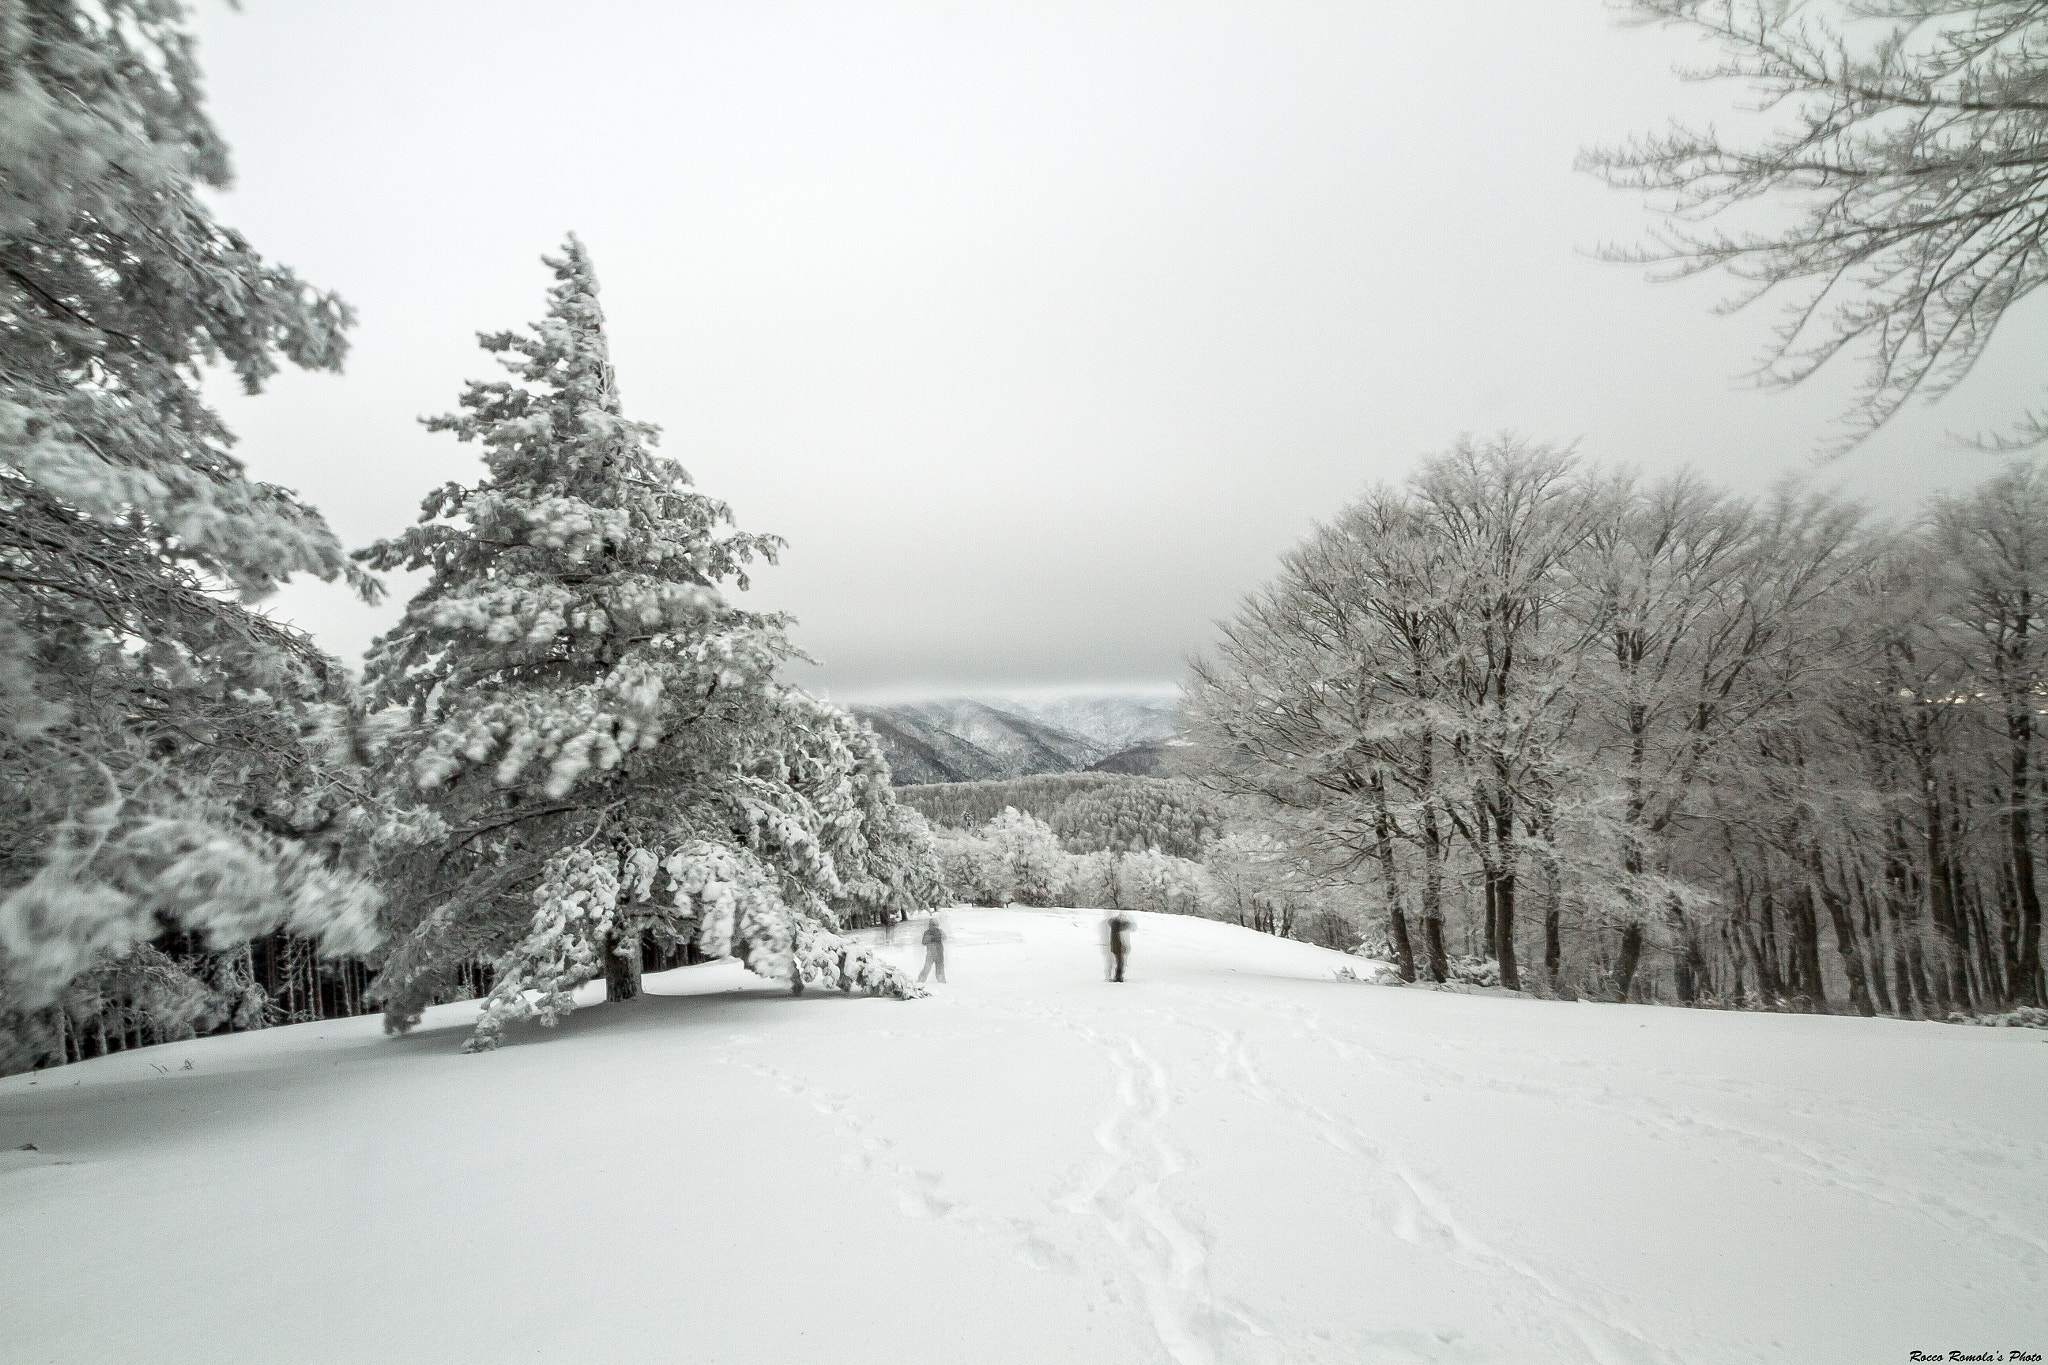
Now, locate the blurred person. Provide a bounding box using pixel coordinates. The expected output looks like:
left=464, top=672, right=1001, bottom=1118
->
left=918, top=912, right=947, bottom=984
left=1106, top=909, right=1133, bottom=983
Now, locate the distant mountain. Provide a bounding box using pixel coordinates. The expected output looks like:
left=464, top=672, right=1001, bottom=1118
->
left=899, top=699, right=1105, bottom=771
left=851, top=691, right=1182, bottom=785
left=854, top=709, right=1013, bottom=785
left=852, top=699, right=1109, bottom=784
left=986, top=692, right=1181, bottom=752
left=1086, top=737, right=1190, bottom=777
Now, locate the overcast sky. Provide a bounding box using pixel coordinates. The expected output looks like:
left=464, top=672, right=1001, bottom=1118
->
left=195, top=1, right=2047, bottom=700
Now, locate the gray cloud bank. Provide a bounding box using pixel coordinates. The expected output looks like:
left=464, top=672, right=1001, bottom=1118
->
left=200, top=1, right=2046, bottom=696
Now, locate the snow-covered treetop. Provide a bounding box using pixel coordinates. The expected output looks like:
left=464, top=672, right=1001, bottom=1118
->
left=358, top=236, right=784, bottom=722
left=1, top=0, right=361, bottom=602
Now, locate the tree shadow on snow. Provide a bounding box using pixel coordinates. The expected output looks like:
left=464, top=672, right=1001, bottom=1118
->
left=404, top=967, right=914, bottom=1057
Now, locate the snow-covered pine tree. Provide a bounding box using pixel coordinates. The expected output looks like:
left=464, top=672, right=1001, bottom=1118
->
left=0, top=0, right=387, bottom=1071
left=821, top=719, right=947, bottom=931
left=358, top=237, right=928, bottom=1049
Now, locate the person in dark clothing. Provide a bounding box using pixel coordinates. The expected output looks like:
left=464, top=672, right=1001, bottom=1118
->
left=1107, top=910, right=1132, bottom=982
left=918, top=913, right=946, bottom=984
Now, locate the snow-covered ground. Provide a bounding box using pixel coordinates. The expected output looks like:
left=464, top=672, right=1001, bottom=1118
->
left=3, top=909, right=2043, bottom=1364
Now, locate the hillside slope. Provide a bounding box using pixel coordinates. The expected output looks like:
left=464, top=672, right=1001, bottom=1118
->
left=901, top=699, right=1105, bottom=771
left=853, top=707, right=1013, bottom=785
left=1088, top=737, right=1190, bottom=776
left=3, top=910, right=2042, bottom=1364
left=853, top=699, right=1107, bottom=783
left=988, top=693, right=1182, bottom=752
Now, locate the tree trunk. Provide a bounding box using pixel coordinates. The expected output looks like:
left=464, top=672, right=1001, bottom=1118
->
left=1372, top=774, right=1417, bottom=982
left=1883, top=819, right=1932, bottom=1018
left=1791, top=883, right=1827, bottom=1011
left=1965, top=873, right=1996, bottom=1006
left=1993, top=858, right=2020, bottom=1006
left=604, top=927, right=642, bottom=1002
left=1739, top=908, right=1781, bottom=1006
left=1536, top=805, right=1565, bottom=993
left=1616, top=765, right=1649, bottom=1003
left=1933, top=777, right=1974, bottom=1010
left=1388, top=909, right=1416, bottom=983
left=1613, top=921, right=1645, bottom=1002
left=1852, top=866, right=1895, bottom=1017
left=1421, top=796, right=1449, bottom=983
left=1479, top=803, right=1498, bottom=961
left=1724, top=922, right=1746, bottom=1006
left=1495, top=867, right=1519, bottom=991
left=2009, top=734, right=2044, bottom=1006
left=1610, top=681, right=1654, bottom=1005
left=1489, top=782, right=1520, bottom=991
left=1662, top=900, right=1712, bottom=1010
left=1757, top=878, right=1784, bottom=1003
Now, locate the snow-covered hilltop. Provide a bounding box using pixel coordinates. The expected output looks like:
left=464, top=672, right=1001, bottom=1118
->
left=5, top=908, right=2040, bottom=1364
left=985, top=692, right=1183, bottom=754
left=852, top=692, right=1183, bottom=784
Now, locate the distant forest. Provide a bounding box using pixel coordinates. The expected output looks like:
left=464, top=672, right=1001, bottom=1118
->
left=899, top=774, right=1225, bottom=860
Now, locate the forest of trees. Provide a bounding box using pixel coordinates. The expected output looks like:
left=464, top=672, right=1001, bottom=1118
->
left=900, top=774, right=1226, bottom=859
left=0, top=1, right=942, bottom=1074
left=1186, top=437, right=2048, bottom=1019
left=911, top=780, right=1363, bottom=949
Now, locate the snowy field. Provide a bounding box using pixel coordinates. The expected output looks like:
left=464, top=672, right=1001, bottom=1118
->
left=2, top=908, right=2044, bottom=1365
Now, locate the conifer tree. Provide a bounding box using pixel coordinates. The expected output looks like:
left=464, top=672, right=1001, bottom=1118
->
left=0, top=0, right=386, bottom=1069
left=359, top=237, right=926, bottom=1049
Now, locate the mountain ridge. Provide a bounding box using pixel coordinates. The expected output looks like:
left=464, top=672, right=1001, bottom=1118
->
left=850, top=691, right=1182, bottom=785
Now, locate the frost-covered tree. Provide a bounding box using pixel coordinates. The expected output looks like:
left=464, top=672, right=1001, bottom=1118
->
left=0, top=0, right=385, bottom=1070
left=829, top=735, right=947, bottom=930
left=1122, top=846, right=1206, bottom=917
left=1189, top=437, right=2048, bottom=1013
left=357, top=238, right=925, bottom=1049
left=1185, top=468, right=1468, bottom=982
left=1202, top=829, right=1311, bottom=937
left=1406, top=438, right=1598, bottom=991
left=933, top=827, right=1005, bottom=906
left=984, top=807, right=1067, bottom=906
left=1068, top=850, right=1128, bottom=912
left=1928, top=465, right=2048, bottom=1005
left=1574, top=474, right=1867, bottom=998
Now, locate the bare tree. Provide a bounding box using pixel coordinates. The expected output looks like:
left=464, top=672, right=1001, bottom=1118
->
left=1407, top=437, right=1600, bottom=992
left=1574, top=472, right=1868, bottom=998
left=1583, top=1, right=2048, bottom=451
left=1183, top=482, right=1448, bottom=980
left=1930, top=464, right=2048, bottom=1004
